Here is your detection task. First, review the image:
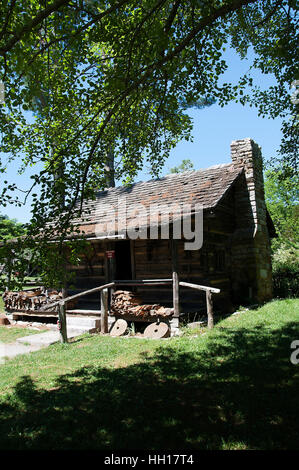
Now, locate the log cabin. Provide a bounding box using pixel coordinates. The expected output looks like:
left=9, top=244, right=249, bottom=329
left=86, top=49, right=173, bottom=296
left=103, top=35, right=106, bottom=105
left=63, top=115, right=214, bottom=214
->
left=65, top=138, right=275, bottom=324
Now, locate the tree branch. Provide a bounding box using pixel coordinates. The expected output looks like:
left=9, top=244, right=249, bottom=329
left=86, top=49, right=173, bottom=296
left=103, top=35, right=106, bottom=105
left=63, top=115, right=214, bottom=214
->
left=253, top=0, right=284, bottom=28
left=164, top=0, right=181, bottom=33
left=0, top=0, right=72, bottom=54
left=0, top=0, right=17, bottom=42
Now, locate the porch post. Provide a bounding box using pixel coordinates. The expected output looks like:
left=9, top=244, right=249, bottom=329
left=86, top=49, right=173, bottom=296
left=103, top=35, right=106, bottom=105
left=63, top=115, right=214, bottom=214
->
left=206, top=289, right=214, bottom=329
left=171, top=238, right=179, bottom=318
left=58, top=301, right=68, bottom=343
left=101, top=288, right=109, bottom=333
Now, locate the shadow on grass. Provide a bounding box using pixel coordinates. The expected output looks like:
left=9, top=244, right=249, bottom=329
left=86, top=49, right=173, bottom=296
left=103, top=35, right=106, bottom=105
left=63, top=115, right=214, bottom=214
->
left=0, top=322, right=298, bottom=450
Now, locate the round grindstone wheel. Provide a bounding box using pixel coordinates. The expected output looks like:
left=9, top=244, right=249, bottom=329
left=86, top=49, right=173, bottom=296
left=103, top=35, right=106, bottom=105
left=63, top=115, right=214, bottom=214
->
left=109, top=319, right=128, bottom=337
left=143, top=321, right=170, bottom=339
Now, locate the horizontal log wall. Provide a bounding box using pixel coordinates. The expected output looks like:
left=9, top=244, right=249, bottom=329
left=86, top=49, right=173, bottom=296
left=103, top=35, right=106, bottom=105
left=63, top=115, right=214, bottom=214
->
left=133, top=194, right=235, bottom=312
left=66, top=241, right=106, bottom=307
left=66, top=190, right=236, bottom=313
left=134, top=239, right=173, bottom=306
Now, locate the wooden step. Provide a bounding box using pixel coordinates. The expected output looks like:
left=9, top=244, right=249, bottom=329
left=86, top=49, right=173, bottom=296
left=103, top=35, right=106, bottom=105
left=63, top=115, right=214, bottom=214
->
left=9, top=308, right=101, bottom=319
left=66, top=309, right=101, bottom=316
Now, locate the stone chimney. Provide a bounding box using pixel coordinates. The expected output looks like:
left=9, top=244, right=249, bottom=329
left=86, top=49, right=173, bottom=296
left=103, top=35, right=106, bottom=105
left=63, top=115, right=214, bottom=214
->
left=230, top=138, right=272, bottom=304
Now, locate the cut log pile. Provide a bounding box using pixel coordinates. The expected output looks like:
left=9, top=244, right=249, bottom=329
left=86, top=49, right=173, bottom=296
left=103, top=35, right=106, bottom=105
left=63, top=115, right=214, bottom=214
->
left=2, top=288, right=77, bottom=312
left=110, top=290, right=173, bottom=319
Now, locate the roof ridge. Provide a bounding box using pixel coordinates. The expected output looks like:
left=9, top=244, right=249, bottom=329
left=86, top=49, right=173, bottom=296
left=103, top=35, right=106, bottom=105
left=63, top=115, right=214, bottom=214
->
left=73, top=161, right=243, bottom=230
left=165, top=162, right=234, bottom=176
left=96, top=162, right=235, bottom=194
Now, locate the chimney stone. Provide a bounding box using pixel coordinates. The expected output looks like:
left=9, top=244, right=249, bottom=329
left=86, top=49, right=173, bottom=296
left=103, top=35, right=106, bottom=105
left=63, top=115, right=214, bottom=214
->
left=230, top=138, right=272, bottom=304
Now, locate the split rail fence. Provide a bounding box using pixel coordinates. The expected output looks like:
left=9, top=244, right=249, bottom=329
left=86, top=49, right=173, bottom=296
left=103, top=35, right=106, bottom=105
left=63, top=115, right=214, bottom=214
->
left=42, top=278, right=220, bottom=343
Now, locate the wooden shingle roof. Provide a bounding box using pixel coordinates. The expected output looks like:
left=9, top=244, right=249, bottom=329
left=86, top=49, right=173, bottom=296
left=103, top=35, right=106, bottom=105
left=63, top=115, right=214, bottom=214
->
left=74, top=162, right=243, bottom=237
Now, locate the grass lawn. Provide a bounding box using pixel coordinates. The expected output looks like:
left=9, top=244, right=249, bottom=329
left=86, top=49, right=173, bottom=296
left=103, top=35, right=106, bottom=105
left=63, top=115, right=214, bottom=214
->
left=0, top=296, right=4, bottom=314
left=0, top=298, right=298, bottom=450
left=0, top=325, right=45, bottom=343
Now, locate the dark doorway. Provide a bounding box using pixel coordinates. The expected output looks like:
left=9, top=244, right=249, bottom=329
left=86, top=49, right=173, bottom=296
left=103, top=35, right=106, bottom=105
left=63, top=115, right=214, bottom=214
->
left=115, top=240, right=132, bottom=280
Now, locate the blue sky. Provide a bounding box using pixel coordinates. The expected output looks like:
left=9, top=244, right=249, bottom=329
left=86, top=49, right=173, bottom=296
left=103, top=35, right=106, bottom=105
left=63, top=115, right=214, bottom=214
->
left=1, top=49, right=284, bottom=224
left=143, top=103, right=283, bottom=177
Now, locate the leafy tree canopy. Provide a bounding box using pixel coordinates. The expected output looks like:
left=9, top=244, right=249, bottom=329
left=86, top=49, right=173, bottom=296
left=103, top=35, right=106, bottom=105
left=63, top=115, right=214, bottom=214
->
left=0, top=214, right=26, bottom=289
left=265, top=165, right=299, bottom=247
left=0, top=0, right=298, bottom=285
left=169, top=159, right=195, bottom=173
left=265, top=166, right=299, bottom=297
left=0, top=214, right=26, bottom=241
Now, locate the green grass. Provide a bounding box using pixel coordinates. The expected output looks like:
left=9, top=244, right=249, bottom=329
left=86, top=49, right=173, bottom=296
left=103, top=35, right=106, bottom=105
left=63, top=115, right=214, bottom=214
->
left=0, top=325, right=44, bottom=343
left=0, top=298, right=298, bottom=450
left=0, top=296, right=4, bottom=314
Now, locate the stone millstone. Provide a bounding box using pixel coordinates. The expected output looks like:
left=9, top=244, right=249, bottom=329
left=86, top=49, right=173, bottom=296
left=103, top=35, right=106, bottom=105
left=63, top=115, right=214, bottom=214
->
left=0, top=313, right=10, bottom=325
left=143, top=321, right=170, bottom=339
left=109, top=319, right=128, bottom=337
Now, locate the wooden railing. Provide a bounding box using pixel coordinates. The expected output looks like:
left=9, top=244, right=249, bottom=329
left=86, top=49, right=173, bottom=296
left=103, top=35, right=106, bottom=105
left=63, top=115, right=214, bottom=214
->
left=42, top=279, right=173, bottom=343
left=42, top=277, right=220, bottom=343
left=179, top=282, right=220, bottom=329
left=41, top=282, right=115, bottom=343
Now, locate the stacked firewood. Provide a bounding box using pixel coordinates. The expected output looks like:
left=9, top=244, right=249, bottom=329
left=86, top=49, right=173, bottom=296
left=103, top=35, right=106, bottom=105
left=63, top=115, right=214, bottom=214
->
left=2, top=288, right=77, bottom=312
left=110, top=290, right=173, bottom=319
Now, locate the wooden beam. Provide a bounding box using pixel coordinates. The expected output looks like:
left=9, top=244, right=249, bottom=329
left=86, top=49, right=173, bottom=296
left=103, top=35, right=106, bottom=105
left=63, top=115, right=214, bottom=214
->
left=41, top=282, right=115, bottom=311
left=114, top=279, right=172, bottom=285
left=41, top=279, right=174, bottom=312
left=100, top=288, right=109, bottom=334
left=171, top=238, right=180, bottom=318
left=11, top=311, right=57, bottom=318
left=179, top=281, right=220, bottom=294
left=172, top=271, right=179, bottom=318
left=206, top=290, right=214, bottom=329
left=171, top=238, right=178, bottom=273
left=58, top=302, right=68, bottom=343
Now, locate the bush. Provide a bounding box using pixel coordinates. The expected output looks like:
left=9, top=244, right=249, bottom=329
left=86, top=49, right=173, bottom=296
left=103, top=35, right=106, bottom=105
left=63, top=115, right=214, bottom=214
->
left=272, top=243, right=299, bottom=298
